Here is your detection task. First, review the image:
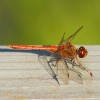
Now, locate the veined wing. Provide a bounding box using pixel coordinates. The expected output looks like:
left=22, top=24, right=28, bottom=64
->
left=56, top=32, right=65, bottom=52
left=65, top=59, right=83, bottom=84
left=38, top=54, right=92, bottom=85
left=38, top=55, right=60, bottom=85
left=63, top=26, right=83, bottom=43
left=56, top=59, right=69, bottom=85
left=74, top=58, right=93, bottom=80
left=56, top=26, right=83, bottom=53
left=38, top=55, right=69, bottom=85
left=56, top=59, right=83, bottom=84
left=66, top=58, right=93, bottom=81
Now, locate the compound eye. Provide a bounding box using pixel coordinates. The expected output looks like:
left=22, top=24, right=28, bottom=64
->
left=78, top=46, right=88, bottom=58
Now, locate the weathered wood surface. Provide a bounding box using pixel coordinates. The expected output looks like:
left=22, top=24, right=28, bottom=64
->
left=0, top=45, right=100, bottom=100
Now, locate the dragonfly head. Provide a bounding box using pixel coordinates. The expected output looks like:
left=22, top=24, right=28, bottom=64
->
left=77, top=46, right=88, bottom=58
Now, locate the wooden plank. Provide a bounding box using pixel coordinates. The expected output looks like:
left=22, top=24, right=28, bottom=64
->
left=0, top=55, right=99, bottom=63
left=0, top=45, right=99, bottom=99
left=0, top=62, right=99, bottom=70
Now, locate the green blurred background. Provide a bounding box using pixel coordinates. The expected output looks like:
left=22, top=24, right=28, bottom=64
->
left=0, top=0, right=100, bottom=45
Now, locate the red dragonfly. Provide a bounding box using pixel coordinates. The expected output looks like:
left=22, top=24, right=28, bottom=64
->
left=8, top=26, right=93, bottom=85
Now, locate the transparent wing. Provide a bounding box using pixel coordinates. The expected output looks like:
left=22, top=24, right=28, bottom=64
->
left=69, top=70, right=83, bottom=84
left=63, top=26, right=83, bottom=43
left=66, top=58, right=93, bottom=82
left=74, top=58, right=93, bottom=80
left=65, top=60, right=83, bottom=84
left=38, top=54, right=92, bottom=85
left=57, top=32, right=65, bottom=52
left=56, top=59, right=69, bottom=85
left=38, top=55, right=60, bottom=84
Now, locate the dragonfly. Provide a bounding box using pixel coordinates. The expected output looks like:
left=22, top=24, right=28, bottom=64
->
left=8, top=26, right=93, bottom=85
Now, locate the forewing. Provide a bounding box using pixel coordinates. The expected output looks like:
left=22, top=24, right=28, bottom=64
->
left=38, top=55, right=60, bottom=84
left=68, top=70, right=83, bottom=84
left=65, top=61, right=83, bottom=84
left=57, top=32, right=65, bottom=52
left=66, top=58, right=93, bottom=83
left=74, top=58, right=93, bottom=80
left=38, top=55, right=56, bottom=78
left=57, top=60, right=69, bottom=85
left=63, top=26, right=83, bottom=43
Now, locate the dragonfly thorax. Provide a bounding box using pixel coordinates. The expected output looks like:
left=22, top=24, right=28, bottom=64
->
left=58, top=43, right=77, bottom=59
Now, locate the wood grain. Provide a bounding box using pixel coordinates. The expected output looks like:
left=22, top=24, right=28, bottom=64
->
left=0, top=45, right=100, bottom=100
